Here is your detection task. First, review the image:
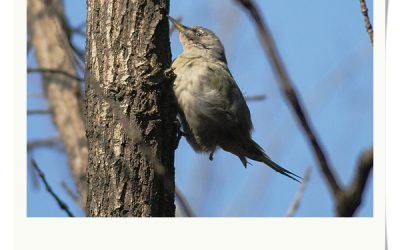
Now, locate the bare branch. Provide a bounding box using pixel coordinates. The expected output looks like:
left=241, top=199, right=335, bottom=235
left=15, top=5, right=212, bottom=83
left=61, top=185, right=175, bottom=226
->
left=27, top=137, right=61, bottom=151
left=175, top=186, right=196, bottom=217
left=69, top=42, right=85, bottom=67
left=27, top=67, right=84, bottom=82
left=31, top=158, right=75, bottom=217
left=236, top=0, right=373, bottom=217
left=70, top=25, right=86, bottom=37
left=286, top=168, right=311, bottom=217
left=336, top=148, right=373, bottom=216
left=168, top=24, right=196, bottom=217
left=244, top=94, right=266, bottom=102
left=72, top=21, right=86, bottom=33
left=61, top=181, right=80, bottom=203
left=27, top=109, right=51, bottom=115
left=28, top=0, right=88, bottom=209
left=27, top=38, right=32, bottom=54
left=349, top=148, right=373, bottom=197
left=359, top=0, right=373, bottom=44
left=236, top=0, right=341, bottom=195
left=27, top=93, right=45, bottom=98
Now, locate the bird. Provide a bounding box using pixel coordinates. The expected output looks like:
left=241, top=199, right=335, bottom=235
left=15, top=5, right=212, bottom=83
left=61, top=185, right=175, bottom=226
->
left=168, top=16, right=301, bottom=182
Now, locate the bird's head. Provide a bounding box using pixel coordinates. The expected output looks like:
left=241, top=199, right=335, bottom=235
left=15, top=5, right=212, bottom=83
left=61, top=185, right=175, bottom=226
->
left=168, top=16, right=227, bottom=63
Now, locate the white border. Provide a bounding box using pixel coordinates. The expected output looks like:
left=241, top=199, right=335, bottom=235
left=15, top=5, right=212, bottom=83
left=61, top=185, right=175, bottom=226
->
left=386, top=0, right=400, bottom=249
left=15, top=0, right=387, bottom=249
left=1, top=1, right=15, bottom=250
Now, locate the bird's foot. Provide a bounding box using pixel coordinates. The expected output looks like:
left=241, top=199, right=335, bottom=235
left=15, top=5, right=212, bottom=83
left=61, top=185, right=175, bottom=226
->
left=239, top=156, right=247, bottom=167
left=209, top=151, right=215, bottom=161
left=164, top=67, right=176, bottom=80
left=239, top=156, right=252, bottom=168
left=173, top=119, right=186, bottom=149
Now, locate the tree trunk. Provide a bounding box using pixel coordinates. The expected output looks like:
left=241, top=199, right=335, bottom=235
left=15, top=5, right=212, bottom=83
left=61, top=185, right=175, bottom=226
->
left=27, top=0, right=88, bottom=209
left=85, top=0, right=176, bottom=217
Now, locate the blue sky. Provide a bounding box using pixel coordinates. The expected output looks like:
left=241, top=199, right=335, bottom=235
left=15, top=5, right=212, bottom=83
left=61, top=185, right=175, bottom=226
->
left=27, top=0, right=373, bottom=217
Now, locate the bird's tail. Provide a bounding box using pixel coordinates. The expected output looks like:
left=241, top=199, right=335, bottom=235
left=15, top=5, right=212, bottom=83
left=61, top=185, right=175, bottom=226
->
left=244, top=139, right=302, bottom=183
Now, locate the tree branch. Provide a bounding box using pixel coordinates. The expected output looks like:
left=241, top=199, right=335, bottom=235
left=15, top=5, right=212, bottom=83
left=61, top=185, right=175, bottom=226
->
left=28, top=93, right=45, bottom=98
left=27, top=67, right=84, bottom=82
left=359, top=0, right=373, bottom=44
left=175, top=187, right=196, bottom=217
left=244, top=94, right=266, bottom=102
left=27, top=137, right=61, bottom=151
left=31, top=158, right=75, bottom=217
left=70, top=23, right=86, bottom=37
left=236, top=0, right=341, bottom=195
left=28, top=0, right=88, bottom=209
left=27, top=109, right=51, bottom=115
left=286, top=168, right=311, bottom=217
left=61, top=181, right=80, bottom=204
left=336, top=148, right=373, bottom=216
left=27, top=37, right=32, bottom=54
left=236, top=0, right=373, bottom=217
left=349, top=148, right=373, bottom=197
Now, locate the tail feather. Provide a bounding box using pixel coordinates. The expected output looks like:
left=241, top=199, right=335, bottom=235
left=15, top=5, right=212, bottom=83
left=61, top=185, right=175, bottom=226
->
left=245, top=140, right=302, bottom=183
left=261, top=156, right=302, bottom=183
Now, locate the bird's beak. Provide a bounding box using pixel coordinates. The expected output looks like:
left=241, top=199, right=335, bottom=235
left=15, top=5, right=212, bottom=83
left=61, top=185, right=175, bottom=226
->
left=167, top=16, right=188, bottom=33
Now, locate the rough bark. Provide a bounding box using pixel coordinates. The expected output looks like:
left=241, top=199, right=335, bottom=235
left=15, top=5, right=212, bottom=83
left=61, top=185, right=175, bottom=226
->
left=85, top=0, right=176, bottom=217
left=27, top=0, right=88, bottom=208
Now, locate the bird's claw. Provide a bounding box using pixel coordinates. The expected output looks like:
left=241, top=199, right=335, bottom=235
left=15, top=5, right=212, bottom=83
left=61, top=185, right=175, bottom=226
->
left=209, top=151, right=215, bottom=161
left=173, top=119, right=186, bottom=149
left=164, top=67, right=176, bottom=80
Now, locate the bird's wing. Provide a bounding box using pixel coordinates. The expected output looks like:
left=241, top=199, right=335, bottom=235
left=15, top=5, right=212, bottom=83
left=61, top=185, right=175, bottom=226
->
left=198, top=62, right=253, bottom=132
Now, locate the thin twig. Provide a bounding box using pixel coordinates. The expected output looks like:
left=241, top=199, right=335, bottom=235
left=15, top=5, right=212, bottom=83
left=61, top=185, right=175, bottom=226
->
left=27, top=38, right=32, bottom=54
left=27, top=109, right=51, bottom=115
left=175, top=187, right=196, bottom=217
left=28, top=0, right=88, bottom=209
left=70, top=41, right=85, bottom=64
left=286, top=168, right=311, bottom=217
left=244, top=94, right=266, bottom=102
left=359, top=0, right=373, bottom=44
left=28, top=152, right=40, bottom=189
left=237, top=0, right=374, bottom=217
left=27, top=137, right=61, bottom=151
left=236, top=0, right=341, bottom=196
left=70, top=27, right=86, bottom=37
left=47, top=3, right=86, bottom=71
left=28, top=93, right=45, bottom=98
left=70, top=21, right=86, bottom=36
left=61, top=181, right=80, bottom=203
left=31, top=158, right=75, bottom=217
left=28, top=67, right=84, bottom=82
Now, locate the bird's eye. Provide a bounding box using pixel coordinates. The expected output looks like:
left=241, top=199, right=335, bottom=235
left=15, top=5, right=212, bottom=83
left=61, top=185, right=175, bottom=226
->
left=195, top=31, right=202, bottom=37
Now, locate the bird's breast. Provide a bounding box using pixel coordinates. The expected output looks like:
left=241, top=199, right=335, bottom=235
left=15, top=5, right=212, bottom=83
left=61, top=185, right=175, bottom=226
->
left=172, top=57, right=204, bottom=109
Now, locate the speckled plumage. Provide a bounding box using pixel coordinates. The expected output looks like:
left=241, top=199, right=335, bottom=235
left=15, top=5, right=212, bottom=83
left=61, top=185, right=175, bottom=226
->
left=169, top=16, right=301, bottom=182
